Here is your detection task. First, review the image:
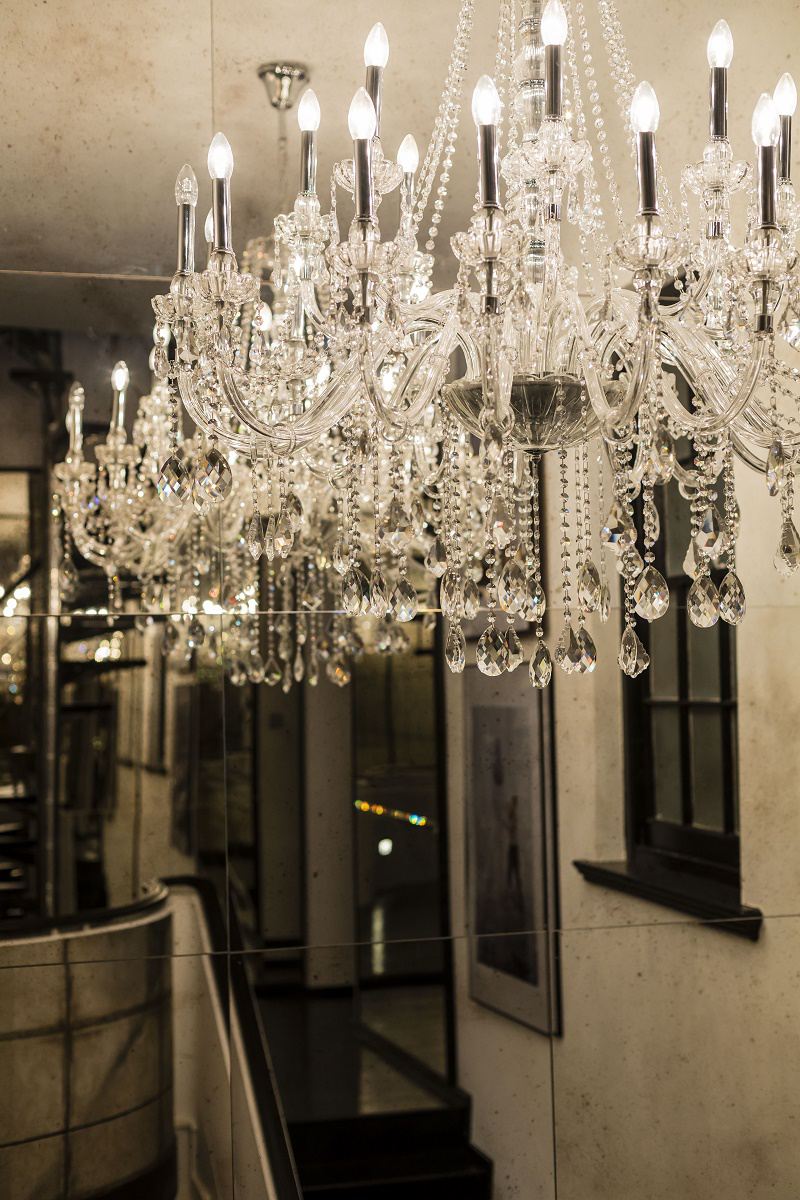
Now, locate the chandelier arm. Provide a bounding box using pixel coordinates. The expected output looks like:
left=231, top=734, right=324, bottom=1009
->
left=573, top=292, right=659, bottom=426
left=657, top=325, right=768, bottom=435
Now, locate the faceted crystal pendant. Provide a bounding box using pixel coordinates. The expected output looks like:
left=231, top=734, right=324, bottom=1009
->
left=687, top=575, right=720, bottom=628
left=648, top=422, right=675, bottom=484
left=694, top=505, right=725, bottom=558
left=161, top=621, right=179, bottom=656
left=555, top=624, right=582, bottom=674
left=332, top=541, right=348, bottom=576
left=503, top=624, right=524, bottom=672
left=274, top=513, right=294, bottom=559
left=577, top=559, right=601, bottom=612
left=193, top=447, right=233, bottom=505
left=247, top=513, right=264, bottom=561
left=265, top=654, right=282, bottom=687
left=600, top=500, right=635, bottom=552
left=157, top=454, right=191, bottom=505
left=522, top=577, right=546, bottom=622
left=718, top=571, right=746, bottom=625
left=487, top=496, right=515, bottom=550
left=633, top=565, right=670, bottom=621
left=476, top=623, right=508, bottom=676
left=263, top=514, right=276, bottom=562
left=599, top=582, right=611, bottom=622
left=498, top=553, right=526, bottom=614
left=301, top=580, right=323, bottom=611
left=247, top=651, right=266, bottom=685
left=618, top=624, right=650, bottom=677
left=186, top=616, right=205, bottom=648
left=424, top=535, right=448, bottom=578
left=284, top=491, right=304, bottom=533
left=576, top=625, right=597, bottom=674
left=445, top=622, right=466, bottom=674
left=766, top=441, right=790, bottom=496
left=390, top=578, right=418, bottom=623
left=440, top=570, right=464, bottom=620
left=481, top=422, right=504, bottom=475
left=775, top=519, right=800, bottom=576
left=382, top=497, right=414, bottom=554
left=529, top=641, right=552, bottom=688
left=342, top=565, right=369, bottom=616
left=463, top=577, right=481, bottom=620
left=369, top=571, right=390, bottom=618
left=683, top=540, right=700, bottom=580
left=326, top=655, right=352, bottom=687
left=293, top=646, right=305, bottom=683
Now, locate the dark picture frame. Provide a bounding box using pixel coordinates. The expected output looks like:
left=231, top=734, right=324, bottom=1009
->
left=463, top=658, right=561, bottom=1035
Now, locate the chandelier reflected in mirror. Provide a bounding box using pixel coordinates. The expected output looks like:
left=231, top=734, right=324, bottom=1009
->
left=140, top=0, right=798, bottom=685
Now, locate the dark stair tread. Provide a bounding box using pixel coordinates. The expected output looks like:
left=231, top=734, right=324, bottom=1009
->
left=299, top=1144, right=492, bottom=1195
left=290, top=1105, right=470, bottom=1163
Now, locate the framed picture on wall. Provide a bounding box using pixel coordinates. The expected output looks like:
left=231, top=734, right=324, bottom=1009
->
left=464, top=658, right=562, bottom=1035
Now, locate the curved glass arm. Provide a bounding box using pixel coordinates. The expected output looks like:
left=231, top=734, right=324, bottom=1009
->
left=658, top=321, right=767, bottom=435
left=361, top=314, right=460, bottom=436
left=573, top=289, right=659, bottom=428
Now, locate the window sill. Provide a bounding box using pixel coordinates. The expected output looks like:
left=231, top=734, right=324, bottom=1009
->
left=573, top=860, right=763, bottom=941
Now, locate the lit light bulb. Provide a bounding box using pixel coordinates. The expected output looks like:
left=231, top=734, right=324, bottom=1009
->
left=541, top=0, right=568, bottom=47
left=348, top=87, right=377, bottom=140
left=397, top=133, right=419, bottom=174
left=364, top=22, right=390, bottom=68
left=630, top=81, right=660, bottom=133
left=111, top=362, right=129, bottom=392
left=175, top=163, right=198, bottom=206
left=774, top=72, right=798, bottom=117
left=752, top=92, right=781, bottom=146
left=298, top=89, right=321, bottom=132
left=207, top=132, right=234, bottom=180
left=471, top=75, right=502, bottom=126
left=204, top=209, right=213, bottom=243
left=706, top=19, right=734, bottom=69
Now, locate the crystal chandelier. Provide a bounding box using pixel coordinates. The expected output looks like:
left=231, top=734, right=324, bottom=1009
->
left=147, top=0, right=799, bottom=686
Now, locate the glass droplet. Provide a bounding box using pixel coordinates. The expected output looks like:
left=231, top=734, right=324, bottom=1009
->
left=504, top=624, right=524, bottom=671
left=529, top=641, right=552, bottom=688
left=633, top=565, right=670, bottom=621
left=445, top=622, right=466, bottom=674
left=476, top=623, right=508, bottom=676
left=577, top=559, right=601, bottom=612
left=775, top=519, right=800, bottom=576
left=687, top=575, right=720, bottom=628
left=390, top=578, right=418, bottom=623
left=618, top=624, right=650, bottom=677
left=718, top=571, right=746, bottom=625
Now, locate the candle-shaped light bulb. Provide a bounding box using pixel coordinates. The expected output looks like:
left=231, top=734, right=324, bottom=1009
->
left=298, top=89, right=321, bottom=132
left=630, top=81, right=660, bottom=133
left=207, top=132, right=234, bottom=180
left=397, top=133, right=419, bottom=175
left=67, top=383, right=85, bottom=457
left=541, top=0, right=568, bottom=46
left=349, top=87, right=377, bottom=140
left=175, top=163, right=198, bottom=206
left=775, top=73, right=797, bottom=181
left=752, top=93, right=780, bottom=146
left=111, top=362, right=130, bottom=393
left=204, top=209, right=214, bottom=244
left=753, top=93, right=781, bottom=227
left=471, top=75, right=502, bottom=127
left=364, top=22, right=389, bottom=68
left=706, top=19, right=733, bottom=69
left=774, top=72, right=798, bottom=116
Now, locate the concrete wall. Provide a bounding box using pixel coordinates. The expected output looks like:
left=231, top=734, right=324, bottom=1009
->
left=446, top=457, right=800, bottom=1199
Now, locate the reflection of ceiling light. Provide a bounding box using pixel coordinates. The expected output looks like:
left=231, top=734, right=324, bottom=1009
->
left=378, top=838, right=393, bottom=857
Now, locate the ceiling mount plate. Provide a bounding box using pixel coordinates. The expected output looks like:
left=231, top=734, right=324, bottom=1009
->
left=257, top=62, right=308, bottom=110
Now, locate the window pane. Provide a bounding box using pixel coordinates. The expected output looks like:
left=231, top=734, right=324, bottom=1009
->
left=652, top=707, right=682, bottom=823
left=691, top=710, right=725, bottom=831
left=688, top=625, right=721, bottom=700
left=648, top=606, right=679, bottom=700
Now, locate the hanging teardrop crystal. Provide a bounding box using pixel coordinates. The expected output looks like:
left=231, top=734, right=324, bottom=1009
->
left=390, top=578, right=418, bottom=622
left=503, top=624, right=524, bottom=672
left=157, top=454, right=191, bottom=505
left=633, top=565, right=670, bottom=621
left=342, top=564, right=369, bottom=615
left=274, top=512, right=294, bottom=559
left=522, top=577, right=546, bottom=621
left=369, top=571, right=390, bottom=618
left=718, top=571, right=746, bottom=624
left=284, top=491, right=304, bottom=532
left=247, top=650, right=266, bottom=684
left=332, top=541, right=348, bottom=575
left=445, top=622, right=466, bottom=674
left=263, top=514, right=277, bottom=561
left=599, top=582, right=611, bottom=621
left=498, top=553, right=527, bottom=614
left=576, top=625, right=597, bottom=673
left=265, top=654, right=282, bottom=686
left=440, top=569, right=465, bottom=620
left=775, top=519, right=800, bottom=575
left=529, top=641, right=552, bottom=688
left=247, top=513, right=264, bottom=561
left=193, top=446, right=233, bottom=504
left=694, top=505, right=725, bottom=557
left=555, top=624, right=582, bottom=674
left=463, top=577, right=481, bottom=620
left=683, top=540, right=700, bottom=580
left=618, top=624, right=650, bottom=677
left=476, top=622, right=508, bottom=676
left=687, top=575, right=720, bottom=628
left=293, top=645, right=305, bottom=683
left=600, top=500, right=636, bottom=552
left=577, top=559, right=601, bottom=612
left=382, top=496, right=414, bottom=554
left=766, top=441, right=790, bottom=496
left=648, top=423, right=675, bottom=483
left=424, top=535, right=448, bottom=578
left=487, top=495, right=515, bottom=550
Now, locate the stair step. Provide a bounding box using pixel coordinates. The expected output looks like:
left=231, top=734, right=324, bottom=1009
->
left=290, top=1104, right=470, bottom=1167
left=299, top=1144, right=492, bottom=1199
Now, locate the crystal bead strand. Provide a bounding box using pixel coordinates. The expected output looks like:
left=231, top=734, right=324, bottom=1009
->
left=369, top=427, right=389, bottom=616
left=573, top=445, right=597, bottom=672
left=687, top=433, right=721, bottom=627
left=555, top=446, right=580, bottom=673
left=718, top=438, right=746, bottom=622
left=528, top=455, right=552, bottom=687
left=614, top=439, right=649, bottom=676
left=264, top=564, right=279, bottom=685
left=572, top=0, right=625, bottom=233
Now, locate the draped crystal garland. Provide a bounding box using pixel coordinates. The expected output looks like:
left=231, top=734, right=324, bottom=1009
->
left=57, top=0, right=800, bottom=689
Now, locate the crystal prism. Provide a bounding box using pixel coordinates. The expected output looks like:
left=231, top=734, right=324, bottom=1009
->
left=600, top=500, right=635, bottom=552
left=634, top=565, right=670, bottom=621
left=487, top=496, right=515, bottom=549
left=694, top=505, right=725, bottom=557
left=599, top=582, right=611, bottom=622
left=555, top=624, right=582, bottom=674
left=424, top=535, right=448, bottom=578
left=332, top=541, right=348, bottom=575
left=369, top=571, right=390, bottom=617
left=476, top=623, right=508, bottom=676
left=529, top=641, right=552, bottom=688
left=463, top=577, right=480, bottom=620
left=503, top=624, right=524, bottom=671
left=618, top=625, right=650, bottom=677
left=247, top=514, right=264, bottom=561
left=523, top=577, right=546, bottom=621
left=775, top=519, right=800, bottom=576
left=293, top=647, right=305, bottom=683
left=577, top=559, right=601, bottom=612
left=440, top=570, right=464, bottom=620
left=498, top=555, right=526, bottom=614
left=718, top=571, right=746, bottom=624
left=284, top=491, right=304, bottom=532
left=390, top=578, right=418, bottom=622
left=157, top=454, right=191, bottom=505
left=382, top=497, right=414, bottom=554
left=687, top=575, right=720, bottom=628
left=342, top=565, right=369, bottom=615
left=193, top=447, right=233, bottom=505
left=648, top=423, right=675, bottom=483
left=766, top=441, right=790, bottom=496
left=445, top=622, right=466, bottom=674
left=683, top=540, right=700, bottom=580
left=576, top=625, right=597, bottom=673
left=274, top=513, right=294, bottom=559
